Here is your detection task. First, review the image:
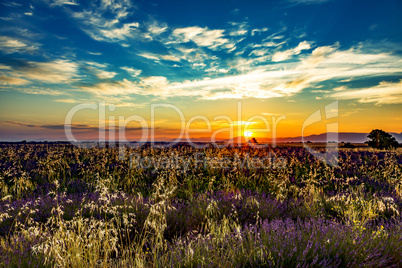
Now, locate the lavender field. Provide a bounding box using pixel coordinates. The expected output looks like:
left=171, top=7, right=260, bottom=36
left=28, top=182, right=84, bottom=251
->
left=0, top=143, right=401, bottom=267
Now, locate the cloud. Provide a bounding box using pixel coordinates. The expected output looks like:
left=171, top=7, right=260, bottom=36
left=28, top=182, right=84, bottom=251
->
left=120, top=66, right=142, bottom=77
left=67, top=0, right=140, bottom=42
left=297, top=45, right=402, bottom=85
left=98, top=22, right=139, bottom=40
left=3, top=121, right=99, bottom=131
left=84, top=63, right=117, bottom=79
left=0, top=36, right=39, bottom=54
left=228, top=21, right=248, bottom=37
left=49, top=0, right=79, bottom=6
left=144, top=20, right=168, bottom=40
left=171, top=26, right=234, bottom=51
left=160, top=54, right=181, bottom=62
left=2, top=120, right=154, bottom=133
left=78, top=42, right=402, bottom=105
left=272, top=41, right=312, bottom=62
left=0, top=75, right=30, bottom=85
left=88, top=51, right=102, bottom=55
left=138, top=52, right=181, bottom=62
left=13, top=87, right=65, bottom=95
left=330, top=80, right=402, bottom=105
left=299, top=43, right=339, bottom=67
left=14, top=60, right=79, bottom=83
left=138, top=53, right=160, bottom=61
left=174, top=46, right=216, bottom=65
left=79, top=67, right=304, bottom=100
left=251, top=27, right=269, bottom=36
left=79, top=79, right=143, bottom=96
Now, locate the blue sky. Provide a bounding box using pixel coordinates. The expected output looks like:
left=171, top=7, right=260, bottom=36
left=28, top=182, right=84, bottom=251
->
left=0, top=0, right=401, bottom=140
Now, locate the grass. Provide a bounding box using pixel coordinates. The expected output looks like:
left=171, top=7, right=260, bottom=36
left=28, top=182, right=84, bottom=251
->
left=0, top=143, right=401, bottom=267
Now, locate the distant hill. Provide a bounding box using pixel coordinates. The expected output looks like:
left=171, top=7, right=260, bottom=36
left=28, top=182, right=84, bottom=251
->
left=226, top=132, right=402, bottom=144
left=277, top=132, right=402, bottom=143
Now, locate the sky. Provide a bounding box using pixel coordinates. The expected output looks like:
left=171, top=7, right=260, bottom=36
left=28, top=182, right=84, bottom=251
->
left=0, top=0, right=401, bottom=142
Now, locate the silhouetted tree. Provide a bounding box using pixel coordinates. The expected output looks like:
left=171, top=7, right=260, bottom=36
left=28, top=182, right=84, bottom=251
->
left=367, top=129, right=399, bottom=149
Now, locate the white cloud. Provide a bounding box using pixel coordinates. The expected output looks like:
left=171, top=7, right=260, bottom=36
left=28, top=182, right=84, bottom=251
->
left=80, top=79, right=140, bottom=96
left=98, top=22, right=139, bottom=40
left=228, top=21, right=248, bottom=36
left=83, top=61, right=116, bottom=79
left=330, top=80, right=402, bottom=105
left=138, top=53, right=160, bottom=61
left=272, top=41, right=312, bottom=62
left=80, top=68, right=304, bottom=100
left=174, top=46, right=216, bottom=65
left=88, top=51, right=102, bottom=55
left=0, top=36, right=39, bottom=54
left=251, top=27, right=269, bottom=36
left=138, top=52, right=181, bottom=62
left=300, top=43, right=339, bottom=67
left=333, top=86, right=347, bottom=91
left=16, top=60, right=79, bottom=83
left=67, top=1, right=140, bottom=42
left=249, top=48, right=270, bottom=57
left=84, top=61, right=107, bottom=68
left=172, top=26, right=233, bottom=51
left=161, top=54, right=181, bottom=62
left=49, top=0, right=79, bottom=6
left=120, top=66, right=142, bottom=77
left=94, top=68, right=117, bottom=79
left=144, top=20, right=168, bottom=40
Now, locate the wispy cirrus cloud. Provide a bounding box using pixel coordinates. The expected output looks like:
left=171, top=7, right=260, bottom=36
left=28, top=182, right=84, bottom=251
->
left=77, top=42, right=402, bottom=104
left=83, top=62, right=117, bottom=79
left=48, top=0, right=79, bottom=6
left=170, top=26, right=235, bottom=51
left=0, top=59, right=79, bottom=93
left=271, top=40, right=312, bottom=62
left=13, top=87, right=65, bottom=96
left=330, top=80, right=402, bottom=105
left=0, top=36, right=39, bottom=54
left=138, top=52, right=181, bottom=62
left=14, top=59, right=79, bottom=83
left=66, top=0, right=141, bottom=42
left=120, top=66, right=142, bottom=77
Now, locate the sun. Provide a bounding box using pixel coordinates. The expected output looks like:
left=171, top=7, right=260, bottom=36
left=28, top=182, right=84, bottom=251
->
left=244, top=131, right=253, bottom=137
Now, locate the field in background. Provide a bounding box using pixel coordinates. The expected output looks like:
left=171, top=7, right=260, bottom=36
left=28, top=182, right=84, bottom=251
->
left=0, top=143, right=401, bottom=267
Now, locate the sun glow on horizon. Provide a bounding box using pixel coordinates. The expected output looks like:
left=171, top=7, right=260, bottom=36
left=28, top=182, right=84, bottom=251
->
left=244, top=131, right=253, bottom=137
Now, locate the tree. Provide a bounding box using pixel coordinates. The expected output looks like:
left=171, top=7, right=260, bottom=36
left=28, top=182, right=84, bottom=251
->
left=367, top=129, right=399, bottom=149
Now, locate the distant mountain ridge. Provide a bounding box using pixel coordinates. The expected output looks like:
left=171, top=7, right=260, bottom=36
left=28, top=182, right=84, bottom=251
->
left=226, top=132, right=402, bottom=144
left=275, top=132, right=402, bottom=143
